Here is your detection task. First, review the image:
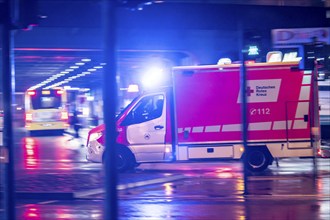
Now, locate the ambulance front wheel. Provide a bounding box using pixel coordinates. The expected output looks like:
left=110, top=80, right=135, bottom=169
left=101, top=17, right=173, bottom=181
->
left=102, top=146, right=136, bottom=172
left=244, top=147, right=272, bottom=172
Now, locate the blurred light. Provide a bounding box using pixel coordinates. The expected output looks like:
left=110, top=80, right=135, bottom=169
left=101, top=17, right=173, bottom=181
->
left=144, top=1, right=153, bottom=5
left=245, top=60, right=255, bottom=64
left=28, top=56, right=96, bottom=89
left=163, top=183, right=174, bottom=196
left=141, top=67, right=164, bottom=89
left=23, top=206, right=40, bottom=219
left=123, top=99, right=132, bottom=107
left=236, top=178, right=245, bottom=195
left=82, top=107, right=90, bottom=116
left=28, top=86, right=37, bottom=90
left=27, top=90, right=36, bottom=96
left=217, top=58, right=232, bottom=65
left=248, top=45, right=259, bottom=56
left=25, top=137, right=35, bottom=144
left=64, top=69, right=74, bottom=72
left=127, top=84, right=139, bottom=93
left=282, top=52, right=302, bottom=62
left=27, top=212, right=38, bottom=218
left=217, top=172, right=233, bottom=178
left=24, top=137, right=38, bottom=169
left=25, top=144, right=33, bottom=150
left=42, top=90, right=50, bottom=95
left=27, top=149, right=34, bottom=156
left=87, top=96, right=94, bottom=101
left=165, top=146, right=171, bottom=153
left=64, top=87, right=80, bottom=90
left=91, top=213, right=102, bottom=218
left=80, top=88, right=90, bottom=92
left=215, top=168, right=232, bottom=173
left=61, top=111, right=69, bottom=120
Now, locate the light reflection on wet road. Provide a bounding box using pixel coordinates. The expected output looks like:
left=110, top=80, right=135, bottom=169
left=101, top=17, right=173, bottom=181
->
left=1, top=130, right=330, bottom=219
left=16, top=188, right=329, bottom=220
left=14, top=159, right=330, bottom=219
left=16, top=133, right=87, bottom=172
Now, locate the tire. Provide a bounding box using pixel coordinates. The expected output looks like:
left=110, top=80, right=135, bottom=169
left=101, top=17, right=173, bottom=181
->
left=117, top=147, right=135, bottom=172
left=244, top=148, right=271, bottom=172
left=102, top=146, right=135, bottom=172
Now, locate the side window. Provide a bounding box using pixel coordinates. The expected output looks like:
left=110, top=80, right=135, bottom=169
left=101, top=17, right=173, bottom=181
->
left=122, top=94, right=164, bottom=125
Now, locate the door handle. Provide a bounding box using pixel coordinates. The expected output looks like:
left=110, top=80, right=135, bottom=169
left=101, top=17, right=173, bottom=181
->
left=154, top=125, right=164, bottom=130
left=304, top=114, right=308, bottom=122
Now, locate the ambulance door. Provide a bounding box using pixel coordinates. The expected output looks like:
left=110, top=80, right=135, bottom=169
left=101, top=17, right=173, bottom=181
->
left=124, top=93, right=166, bottom=161
left=286, top=101, right=312, bottom=149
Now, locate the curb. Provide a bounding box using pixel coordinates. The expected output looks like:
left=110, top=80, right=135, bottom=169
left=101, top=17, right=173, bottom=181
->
left=74, top=174, right=187, bottom=199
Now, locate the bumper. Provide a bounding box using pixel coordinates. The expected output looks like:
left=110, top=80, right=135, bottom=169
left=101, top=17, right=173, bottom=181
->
left=26, top=122, right=69, bottom=131
left=86, top=139, right=104, bottom=162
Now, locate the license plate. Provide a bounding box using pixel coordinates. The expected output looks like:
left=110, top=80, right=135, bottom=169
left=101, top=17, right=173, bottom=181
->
left=42, top=123, right=52, bottom=127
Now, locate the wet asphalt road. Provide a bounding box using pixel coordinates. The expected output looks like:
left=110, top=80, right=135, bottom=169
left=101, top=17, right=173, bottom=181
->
left=10, top=158, right=330, bottom=220
left=1, top=128, right=330, bottom=219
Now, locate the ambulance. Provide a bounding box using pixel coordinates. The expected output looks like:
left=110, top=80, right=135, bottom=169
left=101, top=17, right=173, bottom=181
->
left=86, top=57, right=320, bottom=172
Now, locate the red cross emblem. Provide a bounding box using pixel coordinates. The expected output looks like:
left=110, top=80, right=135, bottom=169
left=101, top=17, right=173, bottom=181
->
left=246, top=86, right=254, bottom=96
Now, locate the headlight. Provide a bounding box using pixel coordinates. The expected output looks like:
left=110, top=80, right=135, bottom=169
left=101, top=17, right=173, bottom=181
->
left=89, top=132, right=102, bottom=142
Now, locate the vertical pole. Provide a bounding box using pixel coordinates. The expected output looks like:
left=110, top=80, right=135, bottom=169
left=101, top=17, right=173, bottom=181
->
left=239, top=27, right=249, bottom=195
left=1, top=0, right=16, bottom=219
left=311, top=59, right=320, bottom=179
left=102, top=0, right=118, bottom=219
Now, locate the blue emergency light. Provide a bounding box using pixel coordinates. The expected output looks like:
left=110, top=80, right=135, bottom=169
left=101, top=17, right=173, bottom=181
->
left=248, top=45, right=259, bottom=56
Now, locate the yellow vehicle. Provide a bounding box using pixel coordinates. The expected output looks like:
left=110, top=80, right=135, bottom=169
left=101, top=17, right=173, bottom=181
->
left=25, top=88, right=69, bottom=135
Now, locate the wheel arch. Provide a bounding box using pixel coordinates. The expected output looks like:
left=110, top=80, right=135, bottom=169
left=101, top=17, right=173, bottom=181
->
left=242, top=145, right=274, bottom=172
left=102, top=144, right=138, bottom=171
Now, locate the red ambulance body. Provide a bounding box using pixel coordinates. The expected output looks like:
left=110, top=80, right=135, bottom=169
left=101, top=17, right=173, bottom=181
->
left=86, top=60, right=320, bottom=172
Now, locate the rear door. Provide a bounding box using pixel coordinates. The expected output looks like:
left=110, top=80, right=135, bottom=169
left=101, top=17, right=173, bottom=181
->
left=286, top=101, right=312, bottom=149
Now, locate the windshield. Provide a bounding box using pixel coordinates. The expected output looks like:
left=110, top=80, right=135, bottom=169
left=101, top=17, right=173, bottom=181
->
left=116, top=95, right=140, bottom=120
left=30, top=90, right=62, bottom=109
